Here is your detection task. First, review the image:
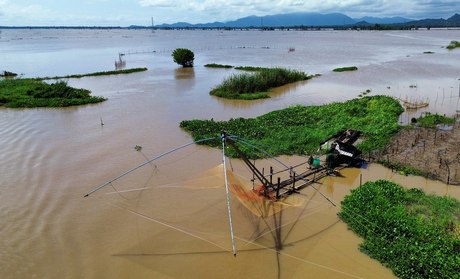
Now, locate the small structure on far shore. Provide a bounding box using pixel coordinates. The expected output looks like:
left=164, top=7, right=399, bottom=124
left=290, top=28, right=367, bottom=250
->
left=0, top=71, right=18, bottom=77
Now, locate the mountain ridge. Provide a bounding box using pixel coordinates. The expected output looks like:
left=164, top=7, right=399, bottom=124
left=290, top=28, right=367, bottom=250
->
left=156, top=12, right=460, bottom=28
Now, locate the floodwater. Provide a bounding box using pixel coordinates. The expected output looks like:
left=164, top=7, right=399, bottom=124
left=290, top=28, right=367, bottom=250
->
left=1, top=29, right=460, bottom=279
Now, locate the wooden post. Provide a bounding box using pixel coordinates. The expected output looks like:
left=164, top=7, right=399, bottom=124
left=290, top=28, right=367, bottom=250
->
left=360, top=173, right=363, bottom=187
left=270, top=166, right=273, bottom=184
left=276, top=177, right=281, bottom=200
left=291, top=167, right=296, bottom=191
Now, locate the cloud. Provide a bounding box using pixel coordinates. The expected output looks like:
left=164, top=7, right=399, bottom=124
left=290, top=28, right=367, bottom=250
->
left=139, top=0, right=178, bottom=7
left=139, top=0, right=460, bottom=21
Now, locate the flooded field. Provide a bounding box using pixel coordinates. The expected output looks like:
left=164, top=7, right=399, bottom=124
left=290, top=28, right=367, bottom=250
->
left=1, top=29, right=460, bottom=278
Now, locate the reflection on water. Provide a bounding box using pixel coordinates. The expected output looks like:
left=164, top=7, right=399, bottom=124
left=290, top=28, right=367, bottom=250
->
left=174, top=67, right=195, bottom=80
left=1, top=29, right=460, bottom=278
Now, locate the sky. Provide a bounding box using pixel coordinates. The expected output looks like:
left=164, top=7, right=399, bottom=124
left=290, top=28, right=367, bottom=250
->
left=0, top=0, right=458, bottom=26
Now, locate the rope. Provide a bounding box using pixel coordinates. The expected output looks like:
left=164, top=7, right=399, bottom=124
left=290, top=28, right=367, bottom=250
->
left=102, top=199, right=232, bottom=253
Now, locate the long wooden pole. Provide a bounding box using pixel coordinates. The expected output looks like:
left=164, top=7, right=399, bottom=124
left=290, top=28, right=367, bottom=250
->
left=221, top=133, right=237, bottom=256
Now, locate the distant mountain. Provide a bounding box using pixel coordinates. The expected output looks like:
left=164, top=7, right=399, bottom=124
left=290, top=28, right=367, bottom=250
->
left=353, top=16, right=412, bottom=24
left=157, top=12, right=460, bottom=28
left=400, top=13, right=460, bottom=27
left=158, top=12, right=356, bottom=28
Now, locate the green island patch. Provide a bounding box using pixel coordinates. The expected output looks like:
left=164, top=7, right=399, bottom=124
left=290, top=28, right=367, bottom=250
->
left=339, top=180, right=460, bottom=279
left=180, top=95, right=404, bottom=158
left=0, top=79, right=106, bottom=108
left=333, top=66, right=358, bottom=72
left=233, top=66, right=270, bottom=71
left=416, top=113, right=455, bottom=128
left=447, top=40, right=460, bottom=50
left=209, top=67, right=312, bottom=100
left=204, top=63, right=234, bottom=69
left=37, top=67, right=148, bottom=80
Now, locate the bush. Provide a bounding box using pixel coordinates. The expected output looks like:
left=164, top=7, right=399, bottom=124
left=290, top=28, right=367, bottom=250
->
left=172, top=48, right=194, bottom=67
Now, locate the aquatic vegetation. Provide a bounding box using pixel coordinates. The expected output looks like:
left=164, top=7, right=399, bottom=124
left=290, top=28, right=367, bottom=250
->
left=417, top=113, right=455, bottom=128
left=339, top=180, right=460, bottom=279
left=333, top=66, right=358, bottom=72
left=234, top=66, right=270, bottom=71
left=0, top=79, right=106, bottom=108
left=446, top=40, right=460, bottom=50
left=204, top=63, right=233, bottom=68
left=210, top=67, right=311, bottom=100
left=180, top=96, right=404, bottom=158
left=37, top=67, right=148, bottom=80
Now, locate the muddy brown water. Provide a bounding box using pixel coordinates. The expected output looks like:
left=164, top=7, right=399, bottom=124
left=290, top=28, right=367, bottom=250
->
left=1, top=29, right=460, bottom=278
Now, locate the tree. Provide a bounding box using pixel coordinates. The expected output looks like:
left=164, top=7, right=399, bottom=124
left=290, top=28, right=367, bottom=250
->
left=172, top=48, right=194, bottom=67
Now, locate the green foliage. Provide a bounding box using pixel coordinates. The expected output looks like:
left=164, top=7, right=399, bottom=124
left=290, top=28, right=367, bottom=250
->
left=180, top=96, right=404, bottom=158
left=234, top=66, right=270, bottom=71
left=446, top=40, right=460, bottom=50
left=333, top=66, right=358, bottom=72
left=204, top=63, right=233, bottom=68
left=36, top=67, right=148, bottom=80
left=0, top=79, right=106, bottom=108
left=417, top=113, right=455, bottom=128
left=210, top=68, right=311, bottom=100
left=339, top=180, right=460, bottom=279
left=172, top=48, right=195, bottom=67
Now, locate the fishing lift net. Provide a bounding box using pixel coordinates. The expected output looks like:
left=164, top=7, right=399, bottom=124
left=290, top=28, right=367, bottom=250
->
left=85, top=137, right=339, bottom=262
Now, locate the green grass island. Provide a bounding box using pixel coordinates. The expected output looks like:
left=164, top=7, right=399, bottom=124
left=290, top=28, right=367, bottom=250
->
left=339, top=180, right=460, bottom=279
left=209, top=67, right=313, bottom=100
left=181, top=95, right=404, bottom=158
left=0, top=67, right=148, bottom=108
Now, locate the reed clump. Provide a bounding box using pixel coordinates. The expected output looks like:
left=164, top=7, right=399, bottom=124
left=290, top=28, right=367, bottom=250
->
left=210, top=67, right=311, bottom=100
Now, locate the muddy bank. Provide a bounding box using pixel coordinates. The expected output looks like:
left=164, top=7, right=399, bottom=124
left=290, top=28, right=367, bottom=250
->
left=377, top=120, right=460, bottom=185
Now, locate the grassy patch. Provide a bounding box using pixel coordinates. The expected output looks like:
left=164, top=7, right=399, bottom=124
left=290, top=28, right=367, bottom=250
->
left=180, top=95, right=404, bottom=158
left=333, top=66, right=358, bottom=72
left=0, top=79, right=106, bottom=108
left=234, top=66, right=270, bottom=71
left=204, top=63, right=234, bottom=68
left=339, top=180, right=460, bottom=279
left=447, top=40, right=460, bottom=50
left=417, top=113, right=455, bottom=128
left=37, top=67, right=148, bottom=80
left=210, top=68, right=311, bottom=100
